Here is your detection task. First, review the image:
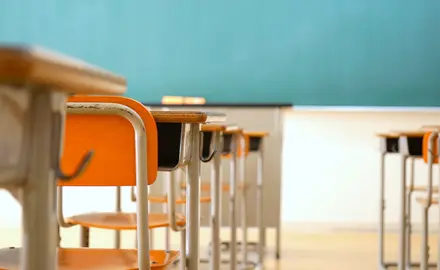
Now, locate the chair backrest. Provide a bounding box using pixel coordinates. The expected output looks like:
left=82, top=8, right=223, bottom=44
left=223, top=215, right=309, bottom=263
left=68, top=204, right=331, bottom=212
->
left=423, top=131, right=439, bottom=164
left=58, top=96, right=158, bottom=186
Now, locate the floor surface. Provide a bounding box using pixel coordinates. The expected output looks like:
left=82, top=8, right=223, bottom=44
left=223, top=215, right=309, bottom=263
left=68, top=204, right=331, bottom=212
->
left=0, top=227, right=437, bottom=269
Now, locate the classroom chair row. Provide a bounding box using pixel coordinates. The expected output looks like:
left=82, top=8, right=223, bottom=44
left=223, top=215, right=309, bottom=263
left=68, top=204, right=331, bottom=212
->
left=378, top=128, right=440, bottom=270
left=0, top=46, right=269, bottom=270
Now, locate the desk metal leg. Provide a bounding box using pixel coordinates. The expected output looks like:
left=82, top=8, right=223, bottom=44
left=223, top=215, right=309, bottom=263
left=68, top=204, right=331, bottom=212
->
left=406, top=158, right=415, bottom=269
left=437, top=135, right=440, bottom=270
left=181, top=229, right=187, bottom=270
left=149, top=189, right=154, bottom=249
left=80, top=226, right=90, bottom=247
left=257, top=147, right=265, bottom=265
left=186, top=124, right=201, bottom=270
left=229, top=135, right=238, bottom=270
left=421, top=133, right=436, bottom=270
left=211, top=131, right=222, bottom=270
left=276, top=224, right=281, bottom=260
left=21, top=92, right=63, bottom=270
left=240, top=135, right=248, bottom=268
left=398, top=155, right=408, bottom=270
left=115, top=186, right=122, bottom=249
left=421, top=206, right=429, bottom=270
left=379, top=152, right=386, bottom=269
left=165, top=173, right=171, bottom=251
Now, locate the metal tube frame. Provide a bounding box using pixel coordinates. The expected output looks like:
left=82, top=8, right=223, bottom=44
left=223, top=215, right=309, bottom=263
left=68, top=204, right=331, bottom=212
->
left=166, top=169, right=187, bottom=270
left=164, top=173, right=171, bottom=251
left=15, top=91, right=66, bottom=270
left=80, top=226, right=90, bottom=248
left=437, top=134, right=440, bottom=270
left=256, top=139, right=265, bottom=268
left=210, top=131, right=223, bottom=270
left=67, top=102, right=151, bottom=270
left=398, top=136, right=408, bottom=270
left=240, top=134, right=248, bottom=269
left=421, top=132, right=436, bottom=270
left=131, top=186, right=155, bottom=249
left=229, top=133, right=238, bottom=270
left=186, top=123, right=202, bottom=270
left=115, top=186, right=122, bottom=249
left=378, top=150, right=387, bottom=270
left=406, top=157, right=415, bottom=269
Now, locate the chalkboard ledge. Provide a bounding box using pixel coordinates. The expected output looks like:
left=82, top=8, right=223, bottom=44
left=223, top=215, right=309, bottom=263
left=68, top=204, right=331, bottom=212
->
left=143, top=103, right=292, bottom=108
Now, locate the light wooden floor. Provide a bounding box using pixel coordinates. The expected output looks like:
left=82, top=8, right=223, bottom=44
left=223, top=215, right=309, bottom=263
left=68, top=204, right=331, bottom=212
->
left=0, top=227, right=437, bottom=269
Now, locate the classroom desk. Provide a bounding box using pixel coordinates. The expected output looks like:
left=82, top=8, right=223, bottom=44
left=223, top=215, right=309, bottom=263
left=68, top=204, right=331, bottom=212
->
left=146, top=103, right=291, bottom=259
left=151, top=110, right=226, bottom=270
left=243, top=131, right=269, bottom=268
left=393, top=131, right=425, bottom=270
left=0, top=46, right=126, bottom=270
left=200, top=124, right=226, bottom=270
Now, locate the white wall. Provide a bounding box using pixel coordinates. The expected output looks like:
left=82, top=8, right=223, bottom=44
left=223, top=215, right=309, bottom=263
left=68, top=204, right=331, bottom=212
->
left=282, top=109, right=440, bottom=230
left=1, top=109, right=440, bottom=230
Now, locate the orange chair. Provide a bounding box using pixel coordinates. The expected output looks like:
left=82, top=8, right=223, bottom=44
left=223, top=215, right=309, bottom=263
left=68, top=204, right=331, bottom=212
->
left=417, top=130, right=440, bottom=269
left=53, top=96, right=179, bottom=269
left=58, top=101, right=225, bottom=270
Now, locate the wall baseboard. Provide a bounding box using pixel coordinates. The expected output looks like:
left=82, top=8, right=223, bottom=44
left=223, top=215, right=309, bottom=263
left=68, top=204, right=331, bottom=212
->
left=283, top=222, right=439, bottom=233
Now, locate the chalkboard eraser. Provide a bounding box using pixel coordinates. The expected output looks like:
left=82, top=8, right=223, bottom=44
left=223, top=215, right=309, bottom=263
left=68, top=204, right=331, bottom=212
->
left=162, top=96, right=184, bottom=104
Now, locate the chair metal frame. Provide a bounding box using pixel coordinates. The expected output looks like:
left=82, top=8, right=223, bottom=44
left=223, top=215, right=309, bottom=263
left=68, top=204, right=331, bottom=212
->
left=420, top=131, right=440, bottom=270
left=61, top=101, right=152, bottom=269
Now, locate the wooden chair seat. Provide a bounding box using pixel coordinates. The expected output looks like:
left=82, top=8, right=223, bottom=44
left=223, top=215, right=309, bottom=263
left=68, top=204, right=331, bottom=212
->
left=0, top=247, right=178, bottom=270
left=148, top=196, right=211, bottom=204
left=416, top=197, right=439, bottom=206
left=407, top=185, right=439, bottom=192
left=66, top=212, right=186, bottom=230
left=180, top=182, right=247, bottom=192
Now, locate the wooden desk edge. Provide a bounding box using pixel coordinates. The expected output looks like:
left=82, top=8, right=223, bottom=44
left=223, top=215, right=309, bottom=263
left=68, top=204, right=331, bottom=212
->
left=151, top=111, right=226, bottom=124
left=0, top=46, right=126, bottom=95
left=376, top=132, right=399, bottom=138
left=244, top=131, right=269, bottom=137
left=224, top=125, right=243, bottom=134
left=390, top=130, right=425, bottom=137
left=421, top=125, right=440, bottom=131
left=376, top=130, right=425, bottom=138
left=202, top=124, right=227, bottom=132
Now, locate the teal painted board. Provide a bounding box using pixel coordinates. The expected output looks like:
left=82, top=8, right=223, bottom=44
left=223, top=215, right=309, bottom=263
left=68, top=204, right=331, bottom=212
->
left=1, top=0, right=439, bottom=106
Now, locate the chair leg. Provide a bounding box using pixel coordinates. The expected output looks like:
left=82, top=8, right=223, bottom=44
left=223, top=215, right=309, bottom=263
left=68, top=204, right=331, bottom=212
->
left=80, top=226, right=90, bottom=248
left=57, top=225, right=61, bottom=247
left=421, top=207, right=429, bottom=270
left=114, top=230, right=121, bottom=249
left=405, top=194, right=412, bottom=269
left=149, top=229, right=153, bottom=249
left=165, top=227, right=171, bottom=251
left=180, top=229, right=187, bottom=270
left=406, top=158, right=415, bottom=269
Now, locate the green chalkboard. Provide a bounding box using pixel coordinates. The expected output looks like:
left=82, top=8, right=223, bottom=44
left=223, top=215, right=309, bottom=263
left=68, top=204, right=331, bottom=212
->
left=1, top=0, right=439, bottom=106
